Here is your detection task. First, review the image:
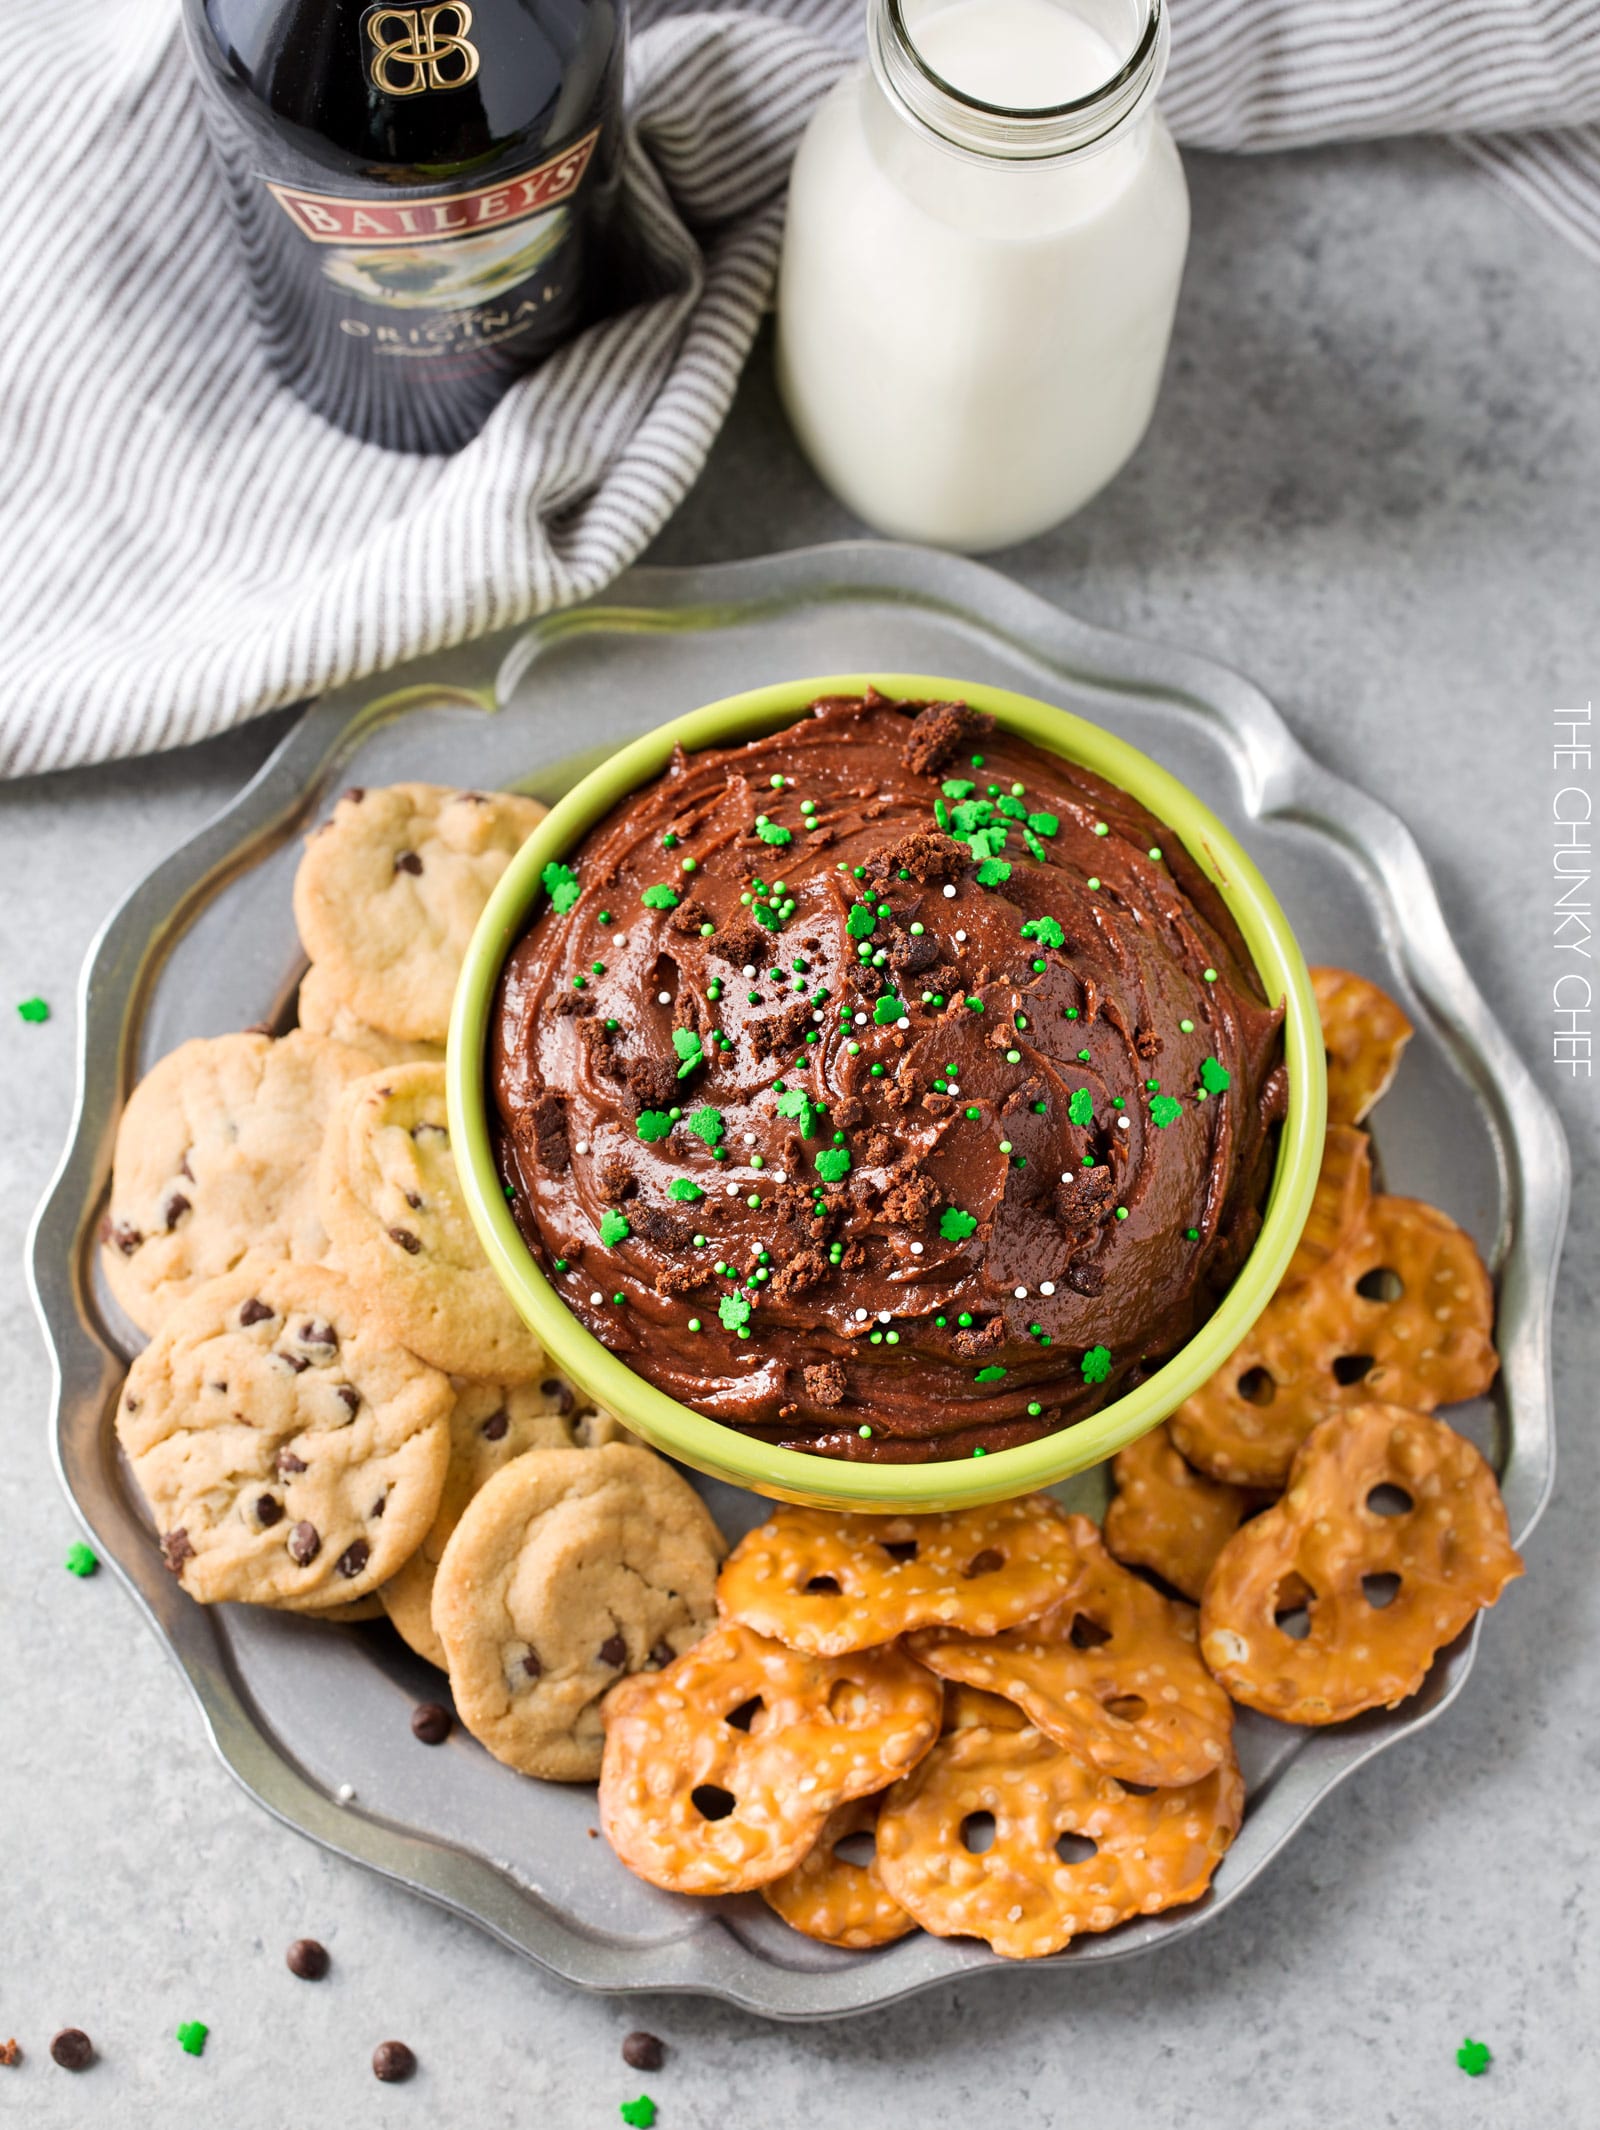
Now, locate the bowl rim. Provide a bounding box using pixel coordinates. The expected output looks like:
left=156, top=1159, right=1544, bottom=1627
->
left=447, top=674, right=1326, bottom=1513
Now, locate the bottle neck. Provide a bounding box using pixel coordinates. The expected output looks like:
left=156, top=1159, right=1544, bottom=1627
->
left=867, top=0, right=1168, bottom=165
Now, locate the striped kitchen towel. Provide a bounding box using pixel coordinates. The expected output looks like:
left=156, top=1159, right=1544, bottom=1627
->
left=2, top=0, right=1596, bottom=777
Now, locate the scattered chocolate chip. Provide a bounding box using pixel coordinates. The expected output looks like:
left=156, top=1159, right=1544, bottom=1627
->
left=238, top=1297, right=274, bottom=1326
left=411, top=1702, right=453, bottom=1745
left=622, top=2032, right=666, bottom=2072
left=277, top=1449, right=308, bottom=1475
left=108, top=1219, right=143, bottom=1256
left=403, top=1189, right=423, bottom=1209
left=647, top=1641, right=676, bottom=1669
left=521, top=1648, right=543, bottom=1679
left=387, top=1227, right=422, bottom=1254
left=288, top=1521, right=321, bottom=1565
left=335, top=1385, right=361, bottom=1417
left=393, top=851, right=423, bottom=876
left=299, top=1319, right=337, bottom=1348
left=163, top=1192, right=191, bottom=1230
left=481, top=1408, right=510, bottom=1441
left=50, top=2029, right=93, bottom=2071
left=342, top=786, right=367, bottom=805
left=337, top=1539, right=370, bottom=1580
left=370, top=1494, right=387, bottom=1518
left=598, top=1634, right=627, bottom=1667
left=161, top=1528, right=194, bottom=1574
left=372, top=2041, right=416, bottom=2084
left=274, top=1350, right=311, bottom=1374
left=255, top=1494, right=284, bottom=1528
left=286, top=1937, right=330, bottom=1981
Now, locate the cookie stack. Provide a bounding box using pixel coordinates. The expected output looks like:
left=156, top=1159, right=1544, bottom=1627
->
left=105, top=782, right=724, bottom=1772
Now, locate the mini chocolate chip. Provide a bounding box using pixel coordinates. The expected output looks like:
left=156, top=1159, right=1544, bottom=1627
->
left=336, top=1385, right=361, bottom=1417
left=286, top=1938, right=329, bottom=1981
left=648, top=1640, right=676, bottom=1669
left=277, top=1449, right=308, bottom=1475
left=394, top=851, right=423, bottom=876
left=411, top=1702, right=453, bottom=1745
left=299, top=1319, right=337, bottom=1348
left=388, top=1227, right=422, bottom=1254
left=288, top=1520, right=321, bottom=1565
left=1065, top=1259, right=1105, bottom=1297
left=599, top=1634, right=627, bottom=1667
left=337, top=1539, right=370, bottom=1579
left=481, top=1409, right=510, bottom=1441
left=163, top=1192, right=191, bottom=1230
left=622, top=2032, right=665, bottom=2072
left=370, top=1494, right=387, bottom=1518
left=238, top=1297, right=274, bottom=1326
left=256, top=1494, right=284, bottom=1528
left=124, top=1394, right=140, bottom=1413
left=373, top=2041, right=417, bottom=2083
left=342, top=786, right=366, bottom=804
left=50, top=2028, right=93, bottom=2071
left=110, top=1220, right=142, bottom=1256
left=403, top=1190, right=423, bottom=1209
left=161, top=1528, right=194, bottom=1573
left=275, top=1350, right=311, bottom=1373
left=521, top=1649, right=543, bottom=1679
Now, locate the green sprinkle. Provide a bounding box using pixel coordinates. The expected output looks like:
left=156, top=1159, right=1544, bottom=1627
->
left=1005, top=1048, right=1021, bottom=1064
left=1150, top=1095, right=1184, bottom=1127
left=553, top=1258, right=568, bottom=1271
left=1021, top=916, right=1065, bottom=950
left=1148, top=846, right=1163, bottom=861
left=975, top=857, right=1012, bottom=888
left=65, top=1541, right=98, bottom=1577
left=1094, top=821, right=1109, bottom=837
left=686, top=1106, right=725, bottom=1148
left=1199, top=1056, right=1232, bottom=1094
left=998, top=1140, right=1012, bottom=1155
left=996, top=794, right=1028, bottom=821
left=964, top=1106, right=981, bottom=1119
left=669, top=1178, right=705, bottom=1202
left=957, top=1313, right=974, bottom=1328
left=1456, top=2040, right=1491, bottom=2079
left=663, top=833, right=679, bottom=849
left=688, top=1317, right=702, bottom=1332
left=1185, top=1226, right=1200, bottom=1240
left=1203, top=967, right=1218, bottom=983
left=719, top=1294, right=751, bottom=1332
left=815, top=1148, right=851, bottom=1182
left=1068, top=1087, right=1093, bottom=1128
left=175, top=2022, right=208, bottom=2057
left=1024, top=830, right=1047, bottom=863
left=503, top=1183, right=517, bottom=1199
left=972, top=1447, right=987, bottom=1458
left=700, top=923, right=715, bottom=937
left=620, top=2099, right=658, bottom=2128
left=1115, top=1205, right=1129, bottom=1220
left=858, top=1425, right=873, bottom=1439
left=873, top=996, right=905, bottom=1026
left=776, top=1087, right=822, bottom=1137
left=641, top=884, right=680, bottom=910
left=1087, top=876, right=1101, bottom=891
left=933, top=799, right=951, bottom=832
left=747, top=1193, right=761, bottom=1208
left=672, top=1028, right=704, bottom=1078
left=757, top=821, right=792, bottom=846
left=942, top=778, right=975, bottom=800
left=974, top=1365, right=1006, bottom=1384
left=1066, top=1008, right=1079, bottom=1020
left=599, top=1210, right=630, bottom=1247
left=1027, top=1401, right=1043, bottom=1417
left=636, top=1110, right=674, bottom=1142
left=939, top=1207, right=978, bottom=1241
left=870, top=1063, right=885, bottom=1078
left=540, top=860, right=580, bottom=914
left=681, top=856, right=697, bottom=873
left=966, top=996, right=984, bottom=1013
left=1081, top=1344, right=1112, bottom=1384
left=1180, top=1017, right=1195, bottom=1033
left=598, top=911, right=612, bottom=925
left=971, top=754, right=984, bottom=766
left=1027, top=812, right=1058, bottom=837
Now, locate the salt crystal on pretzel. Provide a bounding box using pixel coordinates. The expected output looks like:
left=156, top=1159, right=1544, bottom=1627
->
left=1199, top=1401, right=1522, bottom=1724
left=1312, top=967, right=1414, bottom=1127
left=909, top=1517, right=1233, bottom=1788
left=598, top=1621, right=942, bottom=1895
left=1279, top=1125, right=1371, bottom=1292
left=1170, top=1194, right=1497, bottom=1488
left=875, top=1724, right=1244, bottom=1960
left=761, top=1796, right=918, bottom=1949
left=716, top=1496, right=1088, bottom=1657
left=1104, top=1423, right=1269, bottom=1603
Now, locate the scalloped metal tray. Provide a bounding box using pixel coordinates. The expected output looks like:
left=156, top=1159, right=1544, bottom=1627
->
left=29, top=543, right=1566, bottom=2019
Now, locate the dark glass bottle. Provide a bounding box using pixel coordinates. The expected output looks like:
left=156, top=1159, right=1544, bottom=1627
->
left=184, top=0, right=626, bottom=453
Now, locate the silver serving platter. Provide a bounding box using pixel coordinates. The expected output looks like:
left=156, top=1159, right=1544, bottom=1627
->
left=29, top=543, right=1566, bottom=2020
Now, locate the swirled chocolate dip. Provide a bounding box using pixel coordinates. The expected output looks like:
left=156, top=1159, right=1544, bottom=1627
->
left=493, top=692, right=1285, bottom=1462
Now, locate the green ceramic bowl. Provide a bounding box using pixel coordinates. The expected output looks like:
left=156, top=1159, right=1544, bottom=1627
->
left=449, top=675, right=1326, bottom=1514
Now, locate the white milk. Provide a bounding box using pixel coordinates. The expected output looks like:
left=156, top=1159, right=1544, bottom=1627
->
left=776, top=0, right=1189, bottom=551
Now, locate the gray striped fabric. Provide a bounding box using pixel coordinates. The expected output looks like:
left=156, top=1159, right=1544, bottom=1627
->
left=2, top=0, right=1595, bottom=776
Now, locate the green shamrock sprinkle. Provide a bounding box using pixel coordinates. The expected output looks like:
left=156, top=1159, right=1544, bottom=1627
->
left=1021, top=916, right=1065, bottom=950
left=873, top=996, right=905, bottom=1026
left=1456, top=2040, right=1491, bottom=2079
left=540, top=860, right=580, bottom=913
left=1081, top=1344, right=1112, bottom=1384
left=636, top=1110, right=674, bottom=1142
left=175, top=2022, right=208, bottom=2057
left=620, top=2102, right=657, bottom=2129
left=939, top=1207, right=978, bottom=1241
left=685, top=1106, right=724, bottom=1148
left=672, top=1027, right=704, bottom=1077
left=599, top=1210, right=631, bottom=1247
left=975, top=857, right=1012, bottom=888
left=951, top=799, right=995, bottom=834
left=1068, top=1088, right=1094, bottom=1128
left=64, top=1542, right=98, bottom=1577
left=1027, top=811, right=1059, bottom=837
left=1199, top=1056, right=1231, bottom=1094
left=668, top=1178, right=704, bottom=1202
left=996, top=794, right=1028, bottom=821
left=1023, top=831, right=1046, bottom=863
left=718, top=1294, right=751, bottom=1333
left=776, top=1087, right=821, bottom=1137
left=815, top=1148, right=851, bottom=1182
left=641, top=884, right=680, bottom=909
left=933, top=799, right=951, bottom=831
left=942, top=778, right=975, bottom=799
left=1150, top=1095, right=1184, bottom=1127
left=974, top=1365, right=1006, bottom=1384
left=757, top=821, right=792, bottom=846
left=846, top=904, right=876, bottom=940
left=965, top=825, right=1008, bottom=860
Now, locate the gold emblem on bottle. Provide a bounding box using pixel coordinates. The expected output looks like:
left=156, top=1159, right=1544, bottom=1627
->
left=365, top=4, right=480, bottom=96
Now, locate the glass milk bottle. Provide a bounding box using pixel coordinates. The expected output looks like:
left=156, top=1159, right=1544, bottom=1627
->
left=776, top=0, right=1188, bottom=551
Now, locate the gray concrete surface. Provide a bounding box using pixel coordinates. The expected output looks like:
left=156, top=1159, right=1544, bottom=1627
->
left=2, top=136, right=1597, bottom=2129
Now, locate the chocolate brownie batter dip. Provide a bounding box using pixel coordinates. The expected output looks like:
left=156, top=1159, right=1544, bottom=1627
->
left=493, top=692, right=1284, bottom=1461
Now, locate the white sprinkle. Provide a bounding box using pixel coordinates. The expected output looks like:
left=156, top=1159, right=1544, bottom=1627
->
left=575, top=1140, right=590, bottom=1155
left=943, top=884, right=957, bottom=898
left=897, top=1017, right=910, bottom=1030
left=947, top=1083, right=960, bottom=1096
left=590, top=1291, right=603, bottom=1305
left=336, top=1783, right=356, bottom=1805
left=613, top=935, right=628, bottom=949
left=657, top=990, right=671, bottom=1005
left=855, top=1011, right=867, bottom=1026
left=1040, top=1281, right=1055, bottom=1296
left=743, top=964, right=757, bottom=978
left=955, top=928, right=967, bottom=942
left=1061, top=1172, right=1072, bottom=1184
left=855, top=1308, right=869, bottom=1321
left=1117, top=1116, right=1130, bottom=1130
left=726, top=1182, right=740, bottom=1197
left=744, top=1131, right=757, bottom=1144
left=910, top=1241, right=925, bottom=1255
left=878, top=1310, right=891, bottom=1323
left=1014, top=1285, right=1028, bottom=1299
left=812, top=1009, right=824, bottom=1021
left=774, top=1169, right=787, bottom=1182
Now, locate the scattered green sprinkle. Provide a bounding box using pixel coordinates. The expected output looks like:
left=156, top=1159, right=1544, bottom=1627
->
left=1199, top=1056, right=1232, bottom=1094
left=687, top=1317, right=702, bottom=1332
left=1203, top=967, right=1218, bottom=983
left=65, top=1541, right=98, bottom=1577
left=1456, top=2040, right=1491, bottom=2079
left=553, top=1257, right=568, bottom=1271
left=974, top=1365, right=1006, bottom=1384
left=933, top=798, right=951, bottom=832
left=1068, top=1088, right=1093, bottom=1128
left=540, top=860, right=580, bottom=913
left=641, top=884, right=680, bottom=910
left=1148, top=847, right=1162, bottom=861
left=1093, top=821, right=1109, bottom=837
left=669, top=1178, right=705, bottom=1202
left=672, top=1027, right=704, bottom=1077
left=973, top=1447, right=987, bottom=1458
left=1185, top=1226, right=1200, bottom=1240
left=1027, top=1401, right=1043, bottom=1417
left=1115, top=1205, right=1129, bottom=1220
left=942, top=778, right=975, bottom=800
left=599, top=1210, right=630, bottom=1247
left=175, top=2022, right=208, bottom=2057
left=681, top=856, right=697, bottom=873
left=964, top=1106, right=981, bottom=1120
left=1021, top=915, right=1065, bottom=950
left=776, top=1088, right=821, bottom=1137
left=686, top=1106, right=725, bottom=1148
left=637, top=1110, right=674, bottom=1142
left=1005, top=1048, right=1021, bottom=1065
left=1087, top=876, right=1101, bottom=891
left=939, top=1207, right=978, bottom=1242
left=757, top=821, right=792, bottom=846
left=1150, top=1095, right=1184, bottom=1128
left=873, top=996, right=905, bottom=1026
left=1028, top=812, right=1058, bottom=837
left=620, top=2099, right=658, bottom=2128
left=975, top=857, right=1012, bottom=888
left=719, top=1294, right=751, bottom=1333
left=815, top=1148, right=852, bottom=1182
left=966, top=996, right=984, bottom=1013
left=1081, top=1344, right=1112, bottom=1384
left=996, top=794, right=1028, bottom=821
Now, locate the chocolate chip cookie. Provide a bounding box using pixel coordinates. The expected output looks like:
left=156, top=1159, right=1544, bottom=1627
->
left=100, top=1029, right=374, bottom=1338
left=117, top=1262, right=452, bottom=1610
left=317, top=1061, right=546, bottom=1383
left=293, top=783, right=547, bottom=1044
left=432, top=1443, right=725, bottom=1781
left=296, top=961, right=445, bottom=1069
left=382, top=1377, right=627, bottom=1668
